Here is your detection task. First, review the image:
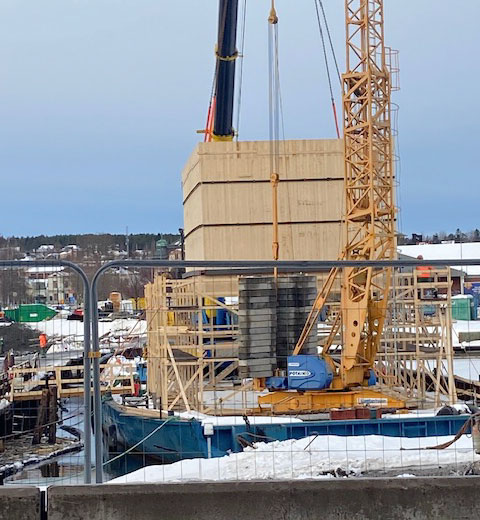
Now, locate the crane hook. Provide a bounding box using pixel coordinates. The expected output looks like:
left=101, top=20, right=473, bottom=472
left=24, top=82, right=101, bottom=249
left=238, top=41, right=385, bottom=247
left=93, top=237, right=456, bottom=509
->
left=268, top=0, right=278, bottom=24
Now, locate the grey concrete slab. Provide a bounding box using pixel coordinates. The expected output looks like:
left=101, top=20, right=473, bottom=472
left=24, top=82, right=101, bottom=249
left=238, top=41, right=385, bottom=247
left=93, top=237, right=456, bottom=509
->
left=0, top=486, right=41, bottom=520
left=238, top=358, right=275, bottom=367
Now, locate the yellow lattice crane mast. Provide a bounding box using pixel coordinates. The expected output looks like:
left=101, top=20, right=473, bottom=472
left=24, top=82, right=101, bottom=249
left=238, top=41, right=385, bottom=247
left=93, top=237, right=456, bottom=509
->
left=334, top=0, right=396, bottom=387
left=259, top=0, right=403, bottom=412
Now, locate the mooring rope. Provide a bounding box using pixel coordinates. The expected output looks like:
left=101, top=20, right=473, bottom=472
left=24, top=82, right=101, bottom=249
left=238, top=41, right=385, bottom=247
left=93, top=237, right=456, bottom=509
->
left=102, top=415, right=176, bottom=467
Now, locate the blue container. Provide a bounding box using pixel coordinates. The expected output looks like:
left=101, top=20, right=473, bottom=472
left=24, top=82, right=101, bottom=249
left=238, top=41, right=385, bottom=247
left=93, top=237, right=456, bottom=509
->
left=136, top=362, right=147, bottom=384
left=287, top=355, right=333, bottom=390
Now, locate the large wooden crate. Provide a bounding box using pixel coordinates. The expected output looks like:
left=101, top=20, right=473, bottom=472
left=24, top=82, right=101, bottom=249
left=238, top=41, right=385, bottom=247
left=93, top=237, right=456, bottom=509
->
left=182, top=139, right=344, bottom=261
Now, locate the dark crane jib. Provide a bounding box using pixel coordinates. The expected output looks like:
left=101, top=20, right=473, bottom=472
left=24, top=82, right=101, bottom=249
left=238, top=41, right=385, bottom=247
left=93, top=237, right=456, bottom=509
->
left=213, top=0, right=239, bottom=141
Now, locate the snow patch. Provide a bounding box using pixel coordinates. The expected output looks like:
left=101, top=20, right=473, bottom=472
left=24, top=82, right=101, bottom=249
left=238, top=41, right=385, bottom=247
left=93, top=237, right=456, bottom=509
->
left=107, top=433, right=478, bottom=484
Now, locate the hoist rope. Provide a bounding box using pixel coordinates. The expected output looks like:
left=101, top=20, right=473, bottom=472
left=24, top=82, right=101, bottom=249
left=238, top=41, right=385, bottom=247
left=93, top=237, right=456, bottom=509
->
left=314, top=0, right=340, bottom=139
left=318, top=0, right=342, bottom=87
left=268, top=2, right=281, bottom=271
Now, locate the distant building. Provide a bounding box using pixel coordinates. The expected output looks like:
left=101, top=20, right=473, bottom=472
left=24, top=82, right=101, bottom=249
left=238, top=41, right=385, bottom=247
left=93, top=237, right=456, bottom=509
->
left=168, top=248, right=183, bottom=261
left=23, top=265, right=75, bottom=304
left=60, top=245, right=80, bottom=259
left=46, top=272, right=75, bottom=305
left=398, top=242, right=480, bottom=291
left=37, top=245, right=55, bottom=253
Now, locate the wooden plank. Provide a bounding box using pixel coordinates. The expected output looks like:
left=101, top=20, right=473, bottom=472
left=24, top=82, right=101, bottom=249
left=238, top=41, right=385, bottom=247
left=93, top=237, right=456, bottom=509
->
left=32, top=390, right=48, bottom=445
left=48, top=386, right=57, bottom=444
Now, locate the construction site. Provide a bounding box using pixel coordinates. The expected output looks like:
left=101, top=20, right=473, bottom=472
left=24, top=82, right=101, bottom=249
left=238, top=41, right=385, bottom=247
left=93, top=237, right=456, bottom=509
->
left=139, top=0, right=475, bottom=418
left=1, top=1, right=479, bottom=516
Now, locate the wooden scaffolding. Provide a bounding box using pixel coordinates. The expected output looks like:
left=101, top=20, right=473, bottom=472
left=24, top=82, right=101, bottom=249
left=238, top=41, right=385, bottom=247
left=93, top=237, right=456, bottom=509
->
left=376, top=267, right=457, bottom=407
left=144, top=267, right=459, bottom=414
left=145, top=275, right=241, bottom=413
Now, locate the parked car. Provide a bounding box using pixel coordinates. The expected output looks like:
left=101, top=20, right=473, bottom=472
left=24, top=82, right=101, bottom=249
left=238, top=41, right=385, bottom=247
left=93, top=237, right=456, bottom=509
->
left=67, top=309, right=84, bottom=322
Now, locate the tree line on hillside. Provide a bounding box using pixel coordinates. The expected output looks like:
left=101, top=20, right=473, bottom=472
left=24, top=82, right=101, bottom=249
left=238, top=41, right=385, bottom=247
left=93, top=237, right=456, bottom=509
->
left=0, top=233, right=180, bottom=255
left=399, top=229, right=480, bottom=245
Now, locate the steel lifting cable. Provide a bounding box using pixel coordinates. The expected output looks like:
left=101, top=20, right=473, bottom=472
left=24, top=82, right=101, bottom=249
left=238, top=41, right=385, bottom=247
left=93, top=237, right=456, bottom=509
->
left=314, top=0, right=340, bottom=139
left=318, top=0, right=342, bottom=87
left=314, top=0, right=344, bottom=263
left=268, top=0, right=280, bottom=276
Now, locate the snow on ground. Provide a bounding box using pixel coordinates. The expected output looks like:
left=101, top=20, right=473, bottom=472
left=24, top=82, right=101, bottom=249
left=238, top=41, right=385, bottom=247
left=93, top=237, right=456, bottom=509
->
left=104, top=355, right=138, bottom=376
left=28, top=317, right=146, bottom=340
left=202, top=388, right=269, bottom=410
left=108, top=433, right=478, bottom=484
left=175, top=410, right=303, bottom=426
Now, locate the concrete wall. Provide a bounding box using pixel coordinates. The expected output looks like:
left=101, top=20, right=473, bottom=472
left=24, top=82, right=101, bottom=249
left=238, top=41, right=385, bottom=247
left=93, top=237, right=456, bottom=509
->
left=0, top=486, right=41, bottom=520
left=48, top=477, right=480, bottom=520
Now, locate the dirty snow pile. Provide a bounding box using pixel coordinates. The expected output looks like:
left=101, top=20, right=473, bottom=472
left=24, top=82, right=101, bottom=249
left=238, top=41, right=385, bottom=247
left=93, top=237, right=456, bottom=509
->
left=108, top=433, right=478, bottom=484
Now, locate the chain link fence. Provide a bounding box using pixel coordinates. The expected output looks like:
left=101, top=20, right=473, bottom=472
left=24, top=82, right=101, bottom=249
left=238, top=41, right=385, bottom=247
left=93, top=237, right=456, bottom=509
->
left=1, top=259, right=480, bottom=486
left=0, top=260, right=91, bottom=486
left=92, top=259, right=480, bottom=484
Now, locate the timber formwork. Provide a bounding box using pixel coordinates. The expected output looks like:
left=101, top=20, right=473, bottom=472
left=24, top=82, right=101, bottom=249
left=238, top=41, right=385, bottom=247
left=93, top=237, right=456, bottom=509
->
left=144, top=268, right=460, bottom=414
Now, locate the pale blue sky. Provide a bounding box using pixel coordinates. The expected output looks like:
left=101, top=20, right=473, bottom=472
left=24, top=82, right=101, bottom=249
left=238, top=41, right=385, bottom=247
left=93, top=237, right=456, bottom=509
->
left=0, top=1, right=477, bottom=237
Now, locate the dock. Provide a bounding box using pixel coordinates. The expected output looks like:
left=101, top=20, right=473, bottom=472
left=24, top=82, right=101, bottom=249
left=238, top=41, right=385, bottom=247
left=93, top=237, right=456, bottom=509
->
left=8, top=364, right=136, bottom=401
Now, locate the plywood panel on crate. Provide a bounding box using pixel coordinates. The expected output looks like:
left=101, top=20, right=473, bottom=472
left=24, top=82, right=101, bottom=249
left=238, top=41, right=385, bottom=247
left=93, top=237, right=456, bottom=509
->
left=182, top=139, right=344, bottom=261
left=188, top=223, right=342, bottom=261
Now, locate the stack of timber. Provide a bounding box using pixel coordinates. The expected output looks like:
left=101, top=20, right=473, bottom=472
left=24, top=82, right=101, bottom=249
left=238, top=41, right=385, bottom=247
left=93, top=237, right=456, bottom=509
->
left=238, top=275, right=319, bottom=377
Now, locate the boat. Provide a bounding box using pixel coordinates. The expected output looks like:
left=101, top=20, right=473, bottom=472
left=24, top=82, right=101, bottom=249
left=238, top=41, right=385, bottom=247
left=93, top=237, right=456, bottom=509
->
left=102, top=397, right=473, bottom=466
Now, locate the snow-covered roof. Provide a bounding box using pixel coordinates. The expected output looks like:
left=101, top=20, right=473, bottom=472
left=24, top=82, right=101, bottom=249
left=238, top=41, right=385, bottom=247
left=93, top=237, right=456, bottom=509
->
left=398, top=242, right=480, bottom=276
left=26, top=266, right=64, bottom=274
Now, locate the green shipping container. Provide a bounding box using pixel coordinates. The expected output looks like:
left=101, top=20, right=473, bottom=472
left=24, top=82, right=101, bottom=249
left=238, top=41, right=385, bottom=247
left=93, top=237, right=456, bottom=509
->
left=4, top=304, right=57, bottom=323
left=452, top=297, right=473, bottom=321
